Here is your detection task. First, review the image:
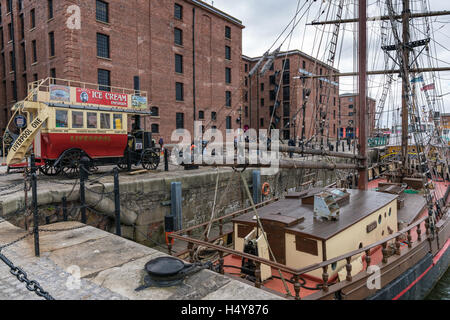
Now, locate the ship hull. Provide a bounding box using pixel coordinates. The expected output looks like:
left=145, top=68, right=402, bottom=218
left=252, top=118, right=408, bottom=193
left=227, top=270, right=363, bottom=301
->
left=368, top=239, right=449, bottom=300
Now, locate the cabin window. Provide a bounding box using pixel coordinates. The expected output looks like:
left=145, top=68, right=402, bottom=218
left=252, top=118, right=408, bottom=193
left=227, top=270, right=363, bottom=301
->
left=389, top=208, right=392, bottom=216
left=55, top=110, right=68, bottom=128
left=237, top=224, right=253, bottom=238
left=295, top=235, right=318, bottom=256
left=72, top=111, right=84, bottom=129
left=113, top=114, right=123, bottom=130
left=378, top=215, right=382, bottom=224
left=87, top=112, right=98, bottom=129
left=100, top=113, right=110, bottom=129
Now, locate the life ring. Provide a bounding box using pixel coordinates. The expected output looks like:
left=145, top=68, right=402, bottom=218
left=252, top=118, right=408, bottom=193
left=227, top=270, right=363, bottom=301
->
left=262, top=182, right=270, bottom=196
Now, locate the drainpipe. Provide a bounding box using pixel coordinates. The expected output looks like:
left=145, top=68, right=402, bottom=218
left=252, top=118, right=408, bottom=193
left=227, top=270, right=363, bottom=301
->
left=10, top=0, right=18, bottom=102
left=192, top=7, right=196, bottom=134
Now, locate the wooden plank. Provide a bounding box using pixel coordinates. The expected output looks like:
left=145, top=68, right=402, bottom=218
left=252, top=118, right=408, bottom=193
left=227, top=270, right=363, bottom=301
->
left=128, top=169, right=148, bottom=175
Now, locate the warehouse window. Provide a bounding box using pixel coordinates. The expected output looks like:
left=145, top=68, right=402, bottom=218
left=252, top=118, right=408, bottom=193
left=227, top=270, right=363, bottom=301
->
left=174, top=3, right=182, bottom=20
left=174, top=28, right=183, bottom=46
left=225, top=91, right=231, bottom=107
left=8, top=23, right=12, bottom=41
left=19, top=14, right=24, bottom=39
left=96, top=0, right=109, bottom=23
left=225, top=67, right=231, bottom=84
left=97, top=33, right=110, bottom=58
left=32, top=40, right=37, bottom=63
left=50, top=68, right=56, bottom=79
left=48, top=0, right=53, bottom=20
left=30, top=9, right=36, bottom=29
left=225, top=46, right=231, bottom=60
left=225, top=26, right=231, bottom=39
left=9, top=51, right=13, bottom=71
left=211, top=112, right=217, bottom=121
left=175, top=54, right=183, bottom=73
left=175, top=82, right=184, bottom=101
left=226, top=116, right=232, bottom=130
left=49, top=32, right=55, bottom=57
left=151, top=124, right=159, bottom=133
left=198, top=110, right=204, bottom=120
left=98, top=69, right=111, bottom=92
left=151, top=107, right=159, bottom=117
left=176, top=113, right=184, bottom=129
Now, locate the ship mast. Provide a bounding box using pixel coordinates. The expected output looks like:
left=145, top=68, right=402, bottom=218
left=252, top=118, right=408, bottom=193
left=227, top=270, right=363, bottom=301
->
left=358, top=0, right=368, bottom=190
left=401, top=0, right=411, bottom=178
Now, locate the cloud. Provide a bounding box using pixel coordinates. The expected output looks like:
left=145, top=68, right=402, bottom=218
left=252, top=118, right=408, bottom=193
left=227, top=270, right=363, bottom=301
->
left=209, top=0, right=450, bottom=115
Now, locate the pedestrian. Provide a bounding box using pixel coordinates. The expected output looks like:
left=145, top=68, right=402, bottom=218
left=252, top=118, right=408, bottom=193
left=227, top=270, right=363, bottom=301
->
left=159, top=137, right=164, bottom=149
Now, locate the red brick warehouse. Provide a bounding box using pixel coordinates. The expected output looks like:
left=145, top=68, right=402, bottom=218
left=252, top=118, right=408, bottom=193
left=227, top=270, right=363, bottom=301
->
left=0, top=0, right=244, bottom=142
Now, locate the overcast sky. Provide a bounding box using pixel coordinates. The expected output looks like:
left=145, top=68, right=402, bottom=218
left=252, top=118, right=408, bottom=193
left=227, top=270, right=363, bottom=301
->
left=208, top=0, right=450, bottom=124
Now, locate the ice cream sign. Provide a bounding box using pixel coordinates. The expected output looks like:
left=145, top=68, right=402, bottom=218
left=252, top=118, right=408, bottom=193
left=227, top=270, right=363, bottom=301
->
left=76, top=88, right=128, bottom=107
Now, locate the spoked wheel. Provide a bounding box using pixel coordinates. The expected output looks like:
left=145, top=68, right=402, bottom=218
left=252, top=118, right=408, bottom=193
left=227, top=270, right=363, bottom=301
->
left=117, top=157, right=129, bottom=171
left=141, top=150, right=160, bottom=170
left=60, top=150, right=82, bottom=179
left=39, top=160, right=61, bottom=176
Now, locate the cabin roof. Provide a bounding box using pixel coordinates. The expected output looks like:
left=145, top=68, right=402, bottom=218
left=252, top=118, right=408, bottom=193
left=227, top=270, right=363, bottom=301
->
left=232, top=189, right=398, bottom=241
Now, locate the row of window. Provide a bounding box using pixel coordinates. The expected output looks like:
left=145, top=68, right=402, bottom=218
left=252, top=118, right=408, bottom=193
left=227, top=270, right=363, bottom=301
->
left=174, top=3, right=232, bottom=39
left=55, top=109, right=123, bottom=130
left=175, top=82, right=232, bottom=106
left=175, top=112, right=234, bottom=130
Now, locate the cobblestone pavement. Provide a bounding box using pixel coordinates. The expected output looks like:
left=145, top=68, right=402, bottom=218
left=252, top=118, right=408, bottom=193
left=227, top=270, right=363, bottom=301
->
left=0, top=244, right=127, bottom=300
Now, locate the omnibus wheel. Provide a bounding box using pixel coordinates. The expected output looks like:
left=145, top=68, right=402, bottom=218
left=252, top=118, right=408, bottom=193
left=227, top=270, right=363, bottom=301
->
left=60, top=150, right=82, bottom=179
left=40, top=160, right=61, bottom=176
left=117, top=157, right=128, bottom=171
left=141, top=150, right=160, bottom=170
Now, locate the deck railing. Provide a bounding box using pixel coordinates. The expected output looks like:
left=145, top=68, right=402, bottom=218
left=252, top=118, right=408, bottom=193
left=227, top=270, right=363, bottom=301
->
left=169, top=206, right=433, bottom=300
left=27, top=77, right=148, bottom=98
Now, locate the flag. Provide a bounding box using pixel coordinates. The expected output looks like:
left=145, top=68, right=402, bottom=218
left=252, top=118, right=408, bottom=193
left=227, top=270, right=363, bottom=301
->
left=421, top=83, right=435, bottom=91
left=410, top=75, right=424, bottom=83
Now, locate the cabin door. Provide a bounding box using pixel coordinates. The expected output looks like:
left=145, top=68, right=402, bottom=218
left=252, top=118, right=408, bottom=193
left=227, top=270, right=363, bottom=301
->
left=260, top=221, right=286, bottom=265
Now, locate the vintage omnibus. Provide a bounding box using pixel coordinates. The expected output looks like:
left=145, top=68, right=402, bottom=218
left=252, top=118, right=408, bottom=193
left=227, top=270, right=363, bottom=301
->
left=2, top=78, right=160, bottom=177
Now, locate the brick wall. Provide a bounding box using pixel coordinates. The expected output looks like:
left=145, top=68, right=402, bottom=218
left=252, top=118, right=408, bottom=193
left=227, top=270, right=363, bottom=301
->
left=0, top=0, right=244, bottom=144
left=242, top=50, right=340, bottom=141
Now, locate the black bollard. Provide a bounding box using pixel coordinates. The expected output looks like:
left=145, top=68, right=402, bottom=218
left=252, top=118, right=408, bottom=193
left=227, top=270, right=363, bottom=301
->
left=114, top=168, right=121, bottom=236
left=79, top=157, right=89, bottom=224
left=164, top=148, right=169, bottom=172
left=30, top=154, right=40, bottom=257
left=62, top=196, right=68, bottom=221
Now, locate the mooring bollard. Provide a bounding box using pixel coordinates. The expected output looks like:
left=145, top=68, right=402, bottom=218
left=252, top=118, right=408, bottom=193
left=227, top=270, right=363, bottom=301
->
left=164, top=148, right=169, bottom=172
left=79, top=157, right=89, bottom=224
left=114, top=168, right=121, bottom=236
left=30, top=154, right=39, bottom=257
left=252, top=170, right=261, bottom=204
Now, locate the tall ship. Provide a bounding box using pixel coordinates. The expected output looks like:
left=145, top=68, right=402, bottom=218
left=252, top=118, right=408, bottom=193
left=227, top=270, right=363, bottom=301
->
left=164, top=0, right=450, bottom=300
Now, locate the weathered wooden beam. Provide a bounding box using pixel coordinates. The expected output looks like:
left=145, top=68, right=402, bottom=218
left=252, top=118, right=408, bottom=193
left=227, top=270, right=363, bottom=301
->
left=309, top=11, right=450, bottom=25
left=191, top=159, right=361, bottom=170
